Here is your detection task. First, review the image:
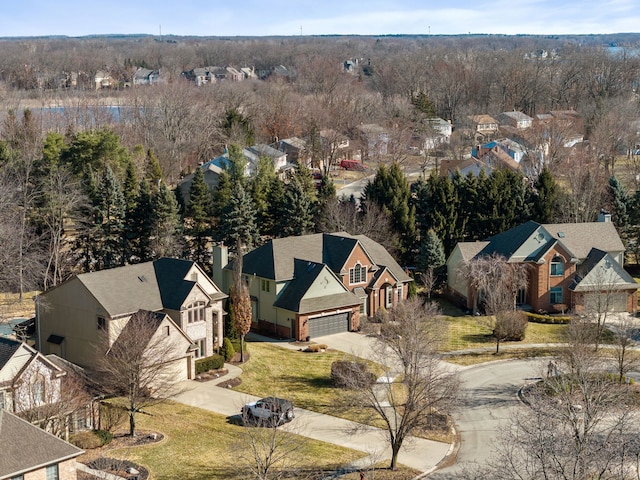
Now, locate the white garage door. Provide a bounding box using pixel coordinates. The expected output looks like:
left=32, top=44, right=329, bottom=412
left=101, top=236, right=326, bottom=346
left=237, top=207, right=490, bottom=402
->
left=308, top=312, right=350, bottom=338
left=584, top=292, right=628, bottom=313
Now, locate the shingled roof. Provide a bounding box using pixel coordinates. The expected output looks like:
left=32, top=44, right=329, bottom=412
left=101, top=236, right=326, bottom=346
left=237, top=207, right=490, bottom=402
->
left=56, top=258, right=221, bottom=317
left=237, top=232, right=410, bottom=284
left=273, top=259, right=360, bottom=314
left=0, top=409, right=83, bottom=479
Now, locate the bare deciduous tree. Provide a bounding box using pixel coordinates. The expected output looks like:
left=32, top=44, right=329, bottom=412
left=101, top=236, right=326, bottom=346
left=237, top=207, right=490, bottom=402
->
left=610, top=316, right=640, bottom=384
left=236, top=408, right=311, bottom=480
left=94, top=310, right=185, bottom=436
left=335, top=299, right=459, bottom=470
left=462, top=254, right=529, bottom=353
left=232, top=239, right=252, bottom=362
left=474, top=324, right=639, bottom=480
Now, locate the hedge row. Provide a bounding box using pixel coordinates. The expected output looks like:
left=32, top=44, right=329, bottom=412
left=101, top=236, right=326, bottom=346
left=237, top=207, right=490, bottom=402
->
left=524, top=312, right=571, bottom=324
left=195, top=354, right=225, bottom=374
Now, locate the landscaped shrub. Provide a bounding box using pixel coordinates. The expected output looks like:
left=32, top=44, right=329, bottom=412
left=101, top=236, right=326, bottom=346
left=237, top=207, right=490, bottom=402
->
left=70, top=429, right=113, bottom=449
left=494, top=311, right=528, bottom=342
left=331, top=360, right=376, bottom=388
left=305, top=344, right=328, bottom=353
left=525, top=312, right=571, bottom=324
left=195, top=354, right=225, bottom=374
left=220, top=337, right=235, bottom=362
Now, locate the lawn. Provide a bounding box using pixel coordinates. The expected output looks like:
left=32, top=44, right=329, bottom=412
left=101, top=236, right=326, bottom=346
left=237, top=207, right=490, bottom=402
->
left=441, top=315, right=568, bottom=352
left=234, top=342, right=377, bottom=423
left=80, top=401, right=365, bottom=480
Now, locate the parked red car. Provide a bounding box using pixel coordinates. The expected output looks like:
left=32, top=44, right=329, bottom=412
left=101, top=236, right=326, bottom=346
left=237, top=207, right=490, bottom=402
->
left=340, top=159, right=366, bottom=171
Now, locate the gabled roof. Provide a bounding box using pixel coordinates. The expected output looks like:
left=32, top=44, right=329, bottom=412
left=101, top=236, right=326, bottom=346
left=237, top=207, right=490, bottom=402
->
left=47, top=258, right=222, bottom=318
left=0, top=337, right=21, bottom=370
left=0, top=338, right=64, bottom=386
left=0, top=409, right=83, bottom=479
left=478, top=221, right=543, bottom=260
left=108, top=309, right=193, bottom=354
left=273, top=259, right=360, bottom=314
left=569, top=248, right=639, bottom=292
left=541, top=222, right=624, bottom=259
left=471, top=221, right=625, bottom=265
left=236, top=233, right=410, bottom=284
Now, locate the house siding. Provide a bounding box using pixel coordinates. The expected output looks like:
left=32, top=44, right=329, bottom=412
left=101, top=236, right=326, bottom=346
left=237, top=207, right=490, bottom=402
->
left=22, top=458, right=79, bottom=480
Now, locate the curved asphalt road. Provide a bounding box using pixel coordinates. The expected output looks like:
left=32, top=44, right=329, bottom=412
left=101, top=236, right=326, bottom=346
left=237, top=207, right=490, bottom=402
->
left=428, top=358, right=546, bottom=478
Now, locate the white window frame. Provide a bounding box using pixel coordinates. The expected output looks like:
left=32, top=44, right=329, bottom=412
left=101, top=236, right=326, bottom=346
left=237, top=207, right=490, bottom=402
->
left=261, top=279, right=270, bottom=292
left=397, top=284, right=403, bottom=302
left=349, top=263, right=367, bottom=285
left=186, top=301, right=206, bottom=324
left=386, top=286, right=393, bottom=308
left=550, top=256, right=564, bottom=276
left=194, top=338, right=206, bottom=359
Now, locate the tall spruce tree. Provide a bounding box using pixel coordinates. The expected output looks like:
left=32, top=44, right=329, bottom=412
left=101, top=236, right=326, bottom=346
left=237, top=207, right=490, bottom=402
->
left=130, top=180, right=154, bottom=262
left=152, top=182, right=183, bottom=258
left=532, top=167, right=560, bottom=224
left=185, top=167, right=213, bottom=268
left=95, top=166, right=126, bottom=269
left=363, top=162, right=415, bottom=262
left=219, top=182, right=259, bottom=251
left=122, top=159, right=139, bottom=263
left=608, top=175, right=630, bottom=229
left=418, top=229, right=446, bottom=273
left=144, top=149, right=163, bottom=191
left=277, top=170, right=315, bottom=237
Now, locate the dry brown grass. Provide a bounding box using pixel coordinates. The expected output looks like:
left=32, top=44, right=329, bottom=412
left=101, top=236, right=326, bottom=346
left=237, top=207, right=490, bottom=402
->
left=0, top=291, right=38, bottom=321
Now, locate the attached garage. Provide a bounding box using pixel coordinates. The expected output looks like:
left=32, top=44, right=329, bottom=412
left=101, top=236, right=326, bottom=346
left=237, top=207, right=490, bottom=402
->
left=584, top=292, right=629, bottom=313
left=308, top=312, right=350, bottom=338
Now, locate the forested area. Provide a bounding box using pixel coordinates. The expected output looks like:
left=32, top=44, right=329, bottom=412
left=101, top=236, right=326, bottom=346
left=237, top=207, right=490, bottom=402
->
left=2, top=34, right=640, bottom=296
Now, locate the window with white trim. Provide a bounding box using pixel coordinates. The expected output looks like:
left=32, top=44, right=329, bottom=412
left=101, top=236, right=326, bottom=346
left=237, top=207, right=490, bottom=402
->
left=397, top=284, right=403, bottom=302
left=386, top=286, right=393, bottom=307
left=194, top=338, right=206, bottom=359
left=0, top=391, right=4, bottom=410
left=186, top=301, right=206, bottom=324
left=261, top=279, right=270, bottom=292
left=550, top=256, right=564, bottom=276
left=349, top=263, right=367, bottom=285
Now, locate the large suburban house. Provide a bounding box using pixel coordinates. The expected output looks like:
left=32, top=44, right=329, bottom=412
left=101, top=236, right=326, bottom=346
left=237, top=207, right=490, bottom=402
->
left=0, top=409, right=84, bottom=480
left=212, top=233, right=412, bottom=340
left=447, top=219, right=638, bottom=313
left=38, top=258, right=227, bottom=380
left=499, top=110, right=534, bottom=129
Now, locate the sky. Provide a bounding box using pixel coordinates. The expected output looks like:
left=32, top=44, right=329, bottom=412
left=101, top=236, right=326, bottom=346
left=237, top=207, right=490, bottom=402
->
left=2, top=0, right=640, bottom=38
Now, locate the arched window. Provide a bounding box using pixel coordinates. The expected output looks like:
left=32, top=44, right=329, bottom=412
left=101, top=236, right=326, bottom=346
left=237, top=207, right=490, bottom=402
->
left=550, top=255, right=564, bottom=276
left=349, top=262, right=367, bottom=285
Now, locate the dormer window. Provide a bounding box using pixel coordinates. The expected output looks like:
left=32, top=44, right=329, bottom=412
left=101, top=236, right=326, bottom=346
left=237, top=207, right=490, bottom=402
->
left=349, top=263, right=367, bottom=285
left=550, top=255, right=564, bottom=276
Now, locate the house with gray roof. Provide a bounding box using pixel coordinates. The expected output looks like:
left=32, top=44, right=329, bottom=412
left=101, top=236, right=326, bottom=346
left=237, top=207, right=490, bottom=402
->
left=38, top=258, right=227, bottom=380
left=447, top=218, right=638, bottom=313
left=0, top=409, right=83, bottom=480
left=212, top=233, right=412, bottom=340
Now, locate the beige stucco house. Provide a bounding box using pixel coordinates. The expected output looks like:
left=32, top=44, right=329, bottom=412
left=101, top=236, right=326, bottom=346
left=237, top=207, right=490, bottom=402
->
left=38, top=258, right=227, bottom=380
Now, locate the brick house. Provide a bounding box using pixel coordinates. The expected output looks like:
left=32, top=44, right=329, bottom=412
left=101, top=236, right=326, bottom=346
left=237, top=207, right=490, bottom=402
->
left=212, top=233, right=412, bottom=340
left=447, top=220, right=638, bottom=313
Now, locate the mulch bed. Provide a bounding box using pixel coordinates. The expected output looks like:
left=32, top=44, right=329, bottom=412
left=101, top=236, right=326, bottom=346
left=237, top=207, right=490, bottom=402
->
left=87, top=457, right=149, bottom=480
left=194, top=368, right=229, bottom=382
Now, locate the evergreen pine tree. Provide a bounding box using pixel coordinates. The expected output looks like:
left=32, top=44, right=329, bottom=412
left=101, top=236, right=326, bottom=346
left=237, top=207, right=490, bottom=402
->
left=131, top=180, right=154, bottom=262
left=264, top=175, right=285, bottom=237
left=250, top=156, right=276, bottom=227
left=152, top=182, right=183, bottom=258
left=277, top=171, right=315, bottom=237
left=144, top=148, right=163, bottom=192
left=363, top=162, right=415, bottom=262
left=532, top=167, right=560, bottom=224
left=185, top=167, right=213, bottom=268
left=418, top=229, right=446, bottom=273
left=95, top=166, right=126, bottom=269
left=122, top=160, right=139, bottom=263
left=219, top=182, right=259, bottom=251
left=608, top=175, right=630, bottom=229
